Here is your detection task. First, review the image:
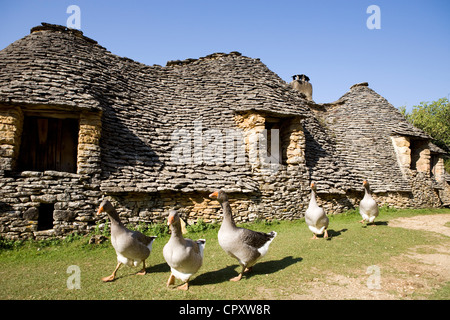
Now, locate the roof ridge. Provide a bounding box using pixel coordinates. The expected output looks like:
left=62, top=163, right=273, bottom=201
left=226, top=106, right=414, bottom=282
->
left=165, top=51, right=243, bottom=67
left=30, top=22, right=98, bottom=45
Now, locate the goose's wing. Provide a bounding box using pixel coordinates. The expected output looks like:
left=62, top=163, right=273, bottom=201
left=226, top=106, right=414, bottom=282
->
left=130, top=230, right=155, bottom=246
left=239, top=228, right=275, bottom=249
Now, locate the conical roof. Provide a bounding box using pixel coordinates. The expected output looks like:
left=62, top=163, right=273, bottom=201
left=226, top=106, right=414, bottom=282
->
left=324, top=83, right=433, bottom=192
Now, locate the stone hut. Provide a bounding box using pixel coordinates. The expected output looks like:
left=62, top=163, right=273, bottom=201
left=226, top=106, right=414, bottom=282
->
left=0, top=23, right=448, bottom=239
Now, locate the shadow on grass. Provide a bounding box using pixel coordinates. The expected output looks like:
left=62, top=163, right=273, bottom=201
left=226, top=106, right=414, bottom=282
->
left=193, top=264, right=240, bottom=286
left=194, top=255, right=302, bottom=285
left=326, top=228, right=348, bottom=239
left=361, top=221, right=388, bottom=228
left=102, top=262, right=170, bottom=282
left=246, top=256, right=302, bottom=279
left=147, top=262, right=170, bottom=274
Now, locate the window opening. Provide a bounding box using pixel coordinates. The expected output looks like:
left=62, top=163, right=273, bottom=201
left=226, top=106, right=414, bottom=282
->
left=37, top=203, right=54, bottom=231
left=409, top=139, right=427, bottom=171
left=265, top=120, right=282, bottom=164
left=18, top=116, right=79, bottom=173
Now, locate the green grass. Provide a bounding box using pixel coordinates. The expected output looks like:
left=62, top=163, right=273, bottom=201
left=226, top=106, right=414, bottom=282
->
left=0, top=207, right=449, bottom=300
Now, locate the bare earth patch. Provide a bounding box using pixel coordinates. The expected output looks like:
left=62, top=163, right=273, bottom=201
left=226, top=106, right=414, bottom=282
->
left=292, top=213, right=450, bottom=299
left=388, top=214, right=450, bottom=237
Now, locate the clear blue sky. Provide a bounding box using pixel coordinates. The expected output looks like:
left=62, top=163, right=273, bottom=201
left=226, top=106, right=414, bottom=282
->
left=1, top=0, right=449, bottom=112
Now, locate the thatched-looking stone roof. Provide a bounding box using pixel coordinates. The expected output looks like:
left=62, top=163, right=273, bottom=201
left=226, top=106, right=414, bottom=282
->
left=324, top=83, right=435, bottom=192
left=0, top=23, right=445, bottom=196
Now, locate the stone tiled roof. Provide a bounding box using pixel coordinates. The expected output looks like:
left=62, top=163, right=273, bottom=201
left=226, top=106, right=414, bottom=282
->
left=0, top=24, right=106, bottom=110
left=1, top=23, right=442, bottom=195
left=0, top=23, right=314, bottom=193
left=323, top=83, right=431, bottom=192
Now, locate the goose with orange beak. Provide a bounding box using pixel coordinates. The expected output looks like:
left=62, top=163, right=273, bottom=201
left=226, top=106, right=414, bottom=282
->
left=97, top=199, right=157, bottom=282
left=163, top=210, right=205, bottom=291
left=209, top=190, right=277, bottom=281
left=359, top=180, right=379, bottom=225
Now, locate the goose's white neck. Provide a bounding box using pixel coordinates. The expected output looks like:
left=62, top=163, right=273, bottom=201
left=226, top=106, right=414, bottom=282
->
left=220, top=200, right=236, bottom=227
left=169, top=222, right=186, bottom=245
left=309, top=190, right=319, bottom=208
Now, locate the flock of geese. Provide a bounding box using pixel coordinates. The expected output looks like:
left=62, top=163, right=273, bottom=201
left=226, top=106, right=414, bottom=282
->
left=96, top=180, right=379, bottom=290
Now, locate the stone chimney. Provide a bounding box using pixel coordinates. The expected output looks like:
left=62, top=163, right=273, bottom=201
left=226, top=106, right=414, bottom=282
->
left=290, top=74, right=312, bottom=101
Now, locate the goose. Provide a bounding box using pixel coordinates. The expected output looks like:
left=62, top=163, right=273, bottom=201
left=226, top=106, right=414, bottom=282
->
left=209, top=190, right=277, bottom=281
left=97, top=199, right=157, bottom=282
left=163, top=210, right=205, bottom=291
left=359, top=180, right=379, bottom=225
left=305, top=182, right=329, bottom=239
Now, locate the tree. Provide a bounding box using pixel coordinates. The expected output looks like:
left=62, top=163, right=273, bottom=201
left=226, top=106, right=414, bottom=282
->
left=399, top=97, right=450, bottom=173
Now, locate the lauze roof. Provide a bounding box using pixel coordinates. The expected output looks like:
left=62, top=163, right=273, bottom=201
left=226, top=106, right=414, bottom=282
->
left=0, top=23, right=441, bottom=195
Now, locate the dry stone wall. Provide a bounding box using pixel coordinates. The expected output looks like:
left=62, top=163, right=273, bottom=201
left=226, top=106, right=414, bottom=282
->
left=0, top=106, right=23, bottom=171
left=0, top=171, right=101, bottom=240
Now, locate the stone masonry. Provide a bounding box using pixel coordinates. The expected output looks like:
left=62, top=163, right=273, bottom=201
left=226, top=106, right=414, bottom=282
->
left=0, top=23, right=448, bottom=239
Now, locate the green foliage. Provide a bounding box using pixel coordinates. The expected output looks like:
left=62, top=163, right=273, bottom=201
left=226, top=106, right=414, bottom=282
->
left=0, top=237, right=24, bottom=250
left=400, top=97, right=450, bottom=172
left=146, top=222, right=169, bottom=238
left=126, top=221, right=169, bottom=238
left=186, top=219, right=219, bottom=233
left=93, top=221, right=110, bottom=237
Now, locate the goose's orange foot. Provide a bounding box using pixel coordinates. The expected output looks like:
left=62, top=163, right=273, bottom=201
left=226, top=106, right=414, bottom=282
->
left=101, top=274, right=115, bottom=282
left=167, top=274, right=175, bottom=287
left=230, top=274, right=242, bottom=282
left=136, top=269, right=146, bottom=276
left=177, top=282, right=189, bottom=291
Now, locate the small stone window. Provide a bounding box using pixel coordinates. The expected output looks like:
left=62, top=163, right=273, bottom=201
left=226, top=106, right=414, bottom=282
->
left=409, top=139, right=430, bottom=172
left=264, top=118, right=283, bottom=164
left=18, top=116, right=79, bottom=173
left=430, top=153, right=444, bottom=181
left=37, top=203, right=54, bottom=231
left=235, top=112, right=305, bottom=169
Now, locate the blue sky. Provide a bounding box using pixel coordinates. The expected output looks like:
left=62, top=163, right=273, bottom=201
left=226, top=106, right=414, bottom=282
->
left=1, top=0, right=449, bottom=112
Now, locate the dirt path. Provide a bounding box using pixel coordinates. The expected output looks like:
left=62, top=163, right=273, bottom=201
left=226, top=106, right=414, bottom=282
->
left=296, top=213, right=450, bottom=300
left=389, top=214, right=450, bottom=237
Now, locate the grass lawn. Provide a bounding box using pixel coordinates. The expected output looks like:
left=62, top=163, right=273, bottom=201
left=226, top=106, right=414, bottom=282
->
left=0, top=207, right=449, bottom=300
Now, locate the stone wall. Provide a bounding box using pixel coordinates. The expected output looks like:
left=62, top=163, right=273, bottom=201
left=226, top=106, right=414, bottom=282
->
left=77, top=111, right=102, bottom=175
left=0, top=171, right=101, bottom=240
left=0, top=106, right=23, bottom=171
left=391, top=134, right=445, bottom=207
left=105, top=191, right=261, bottom=226
left=391, top=135, right=411, bottom=173
left=440, top=179, right=450, bottom=205
left=0, top=106, right=103, bottom=240
left=314, top=189, right=413, bottom=215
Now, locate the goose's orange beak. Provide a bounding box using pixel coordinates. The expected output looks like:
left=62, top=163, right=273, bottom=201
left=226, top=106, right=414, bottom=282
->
left=209, top=191, right=218, bottom=199
left=363, top=180, right=368, bottom=185
left=310, top=182, right=315, bottom=188
left=97, top=206, right=104, bottom=215
left=167, top=215, right=174, bottom=225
